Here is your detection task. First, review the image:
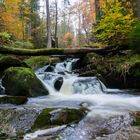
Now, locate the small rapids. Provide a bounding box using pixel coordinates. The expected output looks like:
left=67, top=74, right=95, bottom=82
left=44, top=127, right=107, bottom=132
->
left=27, top=58, right=140, bottom=117
left=25, top=58, right=140, bottom=140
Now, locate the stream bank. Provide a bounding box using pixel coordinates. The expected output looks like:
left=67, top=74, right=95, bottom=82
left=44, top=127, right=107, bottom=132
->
left=75, top=51, right=140, bottom=90
left=0, top=51, right=140, bottom=140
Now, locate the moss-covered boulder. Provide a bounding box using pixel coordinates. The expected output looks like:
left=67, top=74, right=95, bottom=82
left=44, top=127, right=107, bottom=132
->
left=0, top=56, right=29, bottom=72
left=0, top=96, right=27, bottom=105
left=32, top=108, right=86, bottom=131
left=25, top=56, right=60, bottom=70
left=2, top=67, right=48, bottom=97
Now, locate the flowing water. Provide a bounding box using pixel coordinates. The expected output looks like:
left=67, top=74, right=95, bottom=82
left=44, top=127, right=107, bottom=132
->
left=26, top=58, right=140, bottom=117
left=24, top=59, right=140, bottom=140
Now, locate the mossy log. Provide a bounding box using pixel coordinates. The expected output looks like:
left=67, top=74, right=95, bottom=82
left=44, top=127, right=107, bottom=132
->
left=0, top=47, right=109, bottom=56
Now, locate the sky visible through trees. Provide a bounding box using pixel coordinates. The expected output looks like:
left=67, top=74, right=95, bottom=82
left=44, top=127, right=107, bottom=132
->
left=0, top=0, right=140, bottom=49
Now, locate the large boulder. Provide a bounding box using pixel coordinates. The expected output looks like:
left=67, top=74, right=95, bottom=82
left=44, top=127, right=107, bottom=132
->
left=2, top=67, right=48, bottom=97
left=45, top=65, right=54, bottom=72
left=31, top=108, right=86, bottom=131
left=0, top=56, right=29, bottom=72
left=0, top=107, right=40, bottom=136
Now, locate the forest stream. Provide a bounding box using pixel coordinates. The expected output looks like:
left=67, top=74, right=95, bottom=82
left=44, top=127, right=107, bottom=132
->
left=26, top=59, right=140, bottom=140
left=0, top=58, right=140, bottom=140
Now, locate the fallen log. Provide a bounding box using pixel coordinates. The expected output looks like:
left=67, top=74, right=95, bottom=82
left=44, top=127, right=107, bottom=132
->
left=0, top=47, right=110, bottom=56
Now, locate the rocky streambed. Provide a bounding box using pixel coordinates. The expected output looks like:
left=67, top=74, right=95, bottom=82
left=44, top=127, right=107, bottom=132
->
left=0, top=54, right=140, bottom=140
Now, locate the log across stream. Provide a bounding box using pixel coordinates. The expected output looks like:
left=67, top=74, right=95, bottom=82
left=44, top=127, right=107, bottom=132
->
left=0, top=47, right=112, bottom=56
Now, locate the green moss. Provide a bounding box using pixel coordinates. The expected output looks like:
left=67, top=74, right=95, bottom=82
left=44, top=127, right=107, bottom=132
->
left=0, top=56, right=29, bottom=73
left=31, top=108, right=85, bottom=131
left=0, top=46, right=66, bottom=56
left=134, top=116, right=140, bottom=126
left=2, top=67, right=48, bottom=97
left=133, top=112, right=140, bottom=126
left=0, top=54, right=5, bottom=59
left=25, top=56, right=60, bottom=70
left=0, top=96, right=28, bottom=105
left=31, top=108, right=54, bottom=130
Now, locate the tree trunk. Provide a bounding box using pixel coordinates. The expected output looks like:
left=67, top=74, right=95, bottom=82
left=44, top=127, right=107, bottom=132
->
left=54, top=0, right=58, bottom=48
left=46, top=0, right=52, bottom=48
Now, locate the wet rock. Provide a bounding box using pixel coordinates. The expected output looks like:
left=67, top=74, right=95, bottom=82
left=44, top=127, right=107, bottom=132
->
left=0, top=96, right=28, bottom=105
left=0, top=79, right=5, bottom=95
left=72, top=77, right=106, bottom=94
left=71, top=59, right=79, bottom=71
left=24, top=125, right=66, bottom=140
left=95, top=126, right=140, bottom=140
left=54, top=77, right=63, bottom=91
left=2, top=67, right=48, bottom=97
left=0, top=85, right=5, bottom=95
left=0, top=56, right=29, bottom=72
left=45, top=65, right=54, bottom=72
left=0, top=107, right=40, bottom=136
left=31, top=108, right=86, bottom=131
left=58, top=72, right=66, bottom=75
left=59, top=113, right=133, bottom=140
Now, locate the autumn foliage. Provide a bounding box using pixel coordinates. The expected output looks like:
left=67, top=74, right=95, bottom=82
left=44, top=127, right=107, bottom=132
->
left=0, top=0, right=30, bottom=40
left=94, top=0, right=137, bottom=47
left=63, top=32, right=74, bottom=48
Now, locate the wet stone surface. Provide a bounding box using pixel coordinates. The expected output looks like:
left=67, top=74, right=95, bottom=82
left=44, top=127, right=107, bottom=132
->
left=95, top=126, right=140, bottom=140
left=59, top=113, right=133, bottom=140
left=0, top=107, right=40, bottom=136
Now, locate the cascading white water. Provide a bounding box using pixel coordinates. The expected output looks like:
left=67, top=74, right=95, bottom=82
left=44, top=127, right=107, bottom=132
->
left=29, top=58, right=140, bottom=117
left=36, top=58, right=105, bottom=96
left=0, top=79, right=5, bottom=95
left=25, top=59, right=140, bottom=140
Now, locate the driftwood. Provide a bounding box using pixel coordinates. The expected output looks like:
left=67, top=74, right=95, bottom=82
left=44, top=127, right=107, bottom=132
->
left=0, top=47, right=111, bottom=56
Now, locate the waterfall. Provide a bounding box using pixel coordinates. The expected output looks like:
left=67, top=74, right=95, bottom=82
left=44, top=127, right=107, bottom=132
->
left=36, top=59, right=106, bottom=95
left=27, top=58, right=140, bottom=123
left=26, top=58, right=140, bottom=140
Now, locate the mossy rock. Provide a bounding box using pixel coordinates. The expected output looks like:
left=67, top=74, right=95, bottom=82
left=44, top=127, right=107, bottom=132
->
left=2, top=67, right=48, bottom=97
left=133, top=112, right=140, bottom=126
left=0, top=56, right=29, bottom=72
left=0, top=96, right=27, bottom=105
left=25, top=56, right=60, bottom=70
left=31, top=108, right=86, bottom=131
